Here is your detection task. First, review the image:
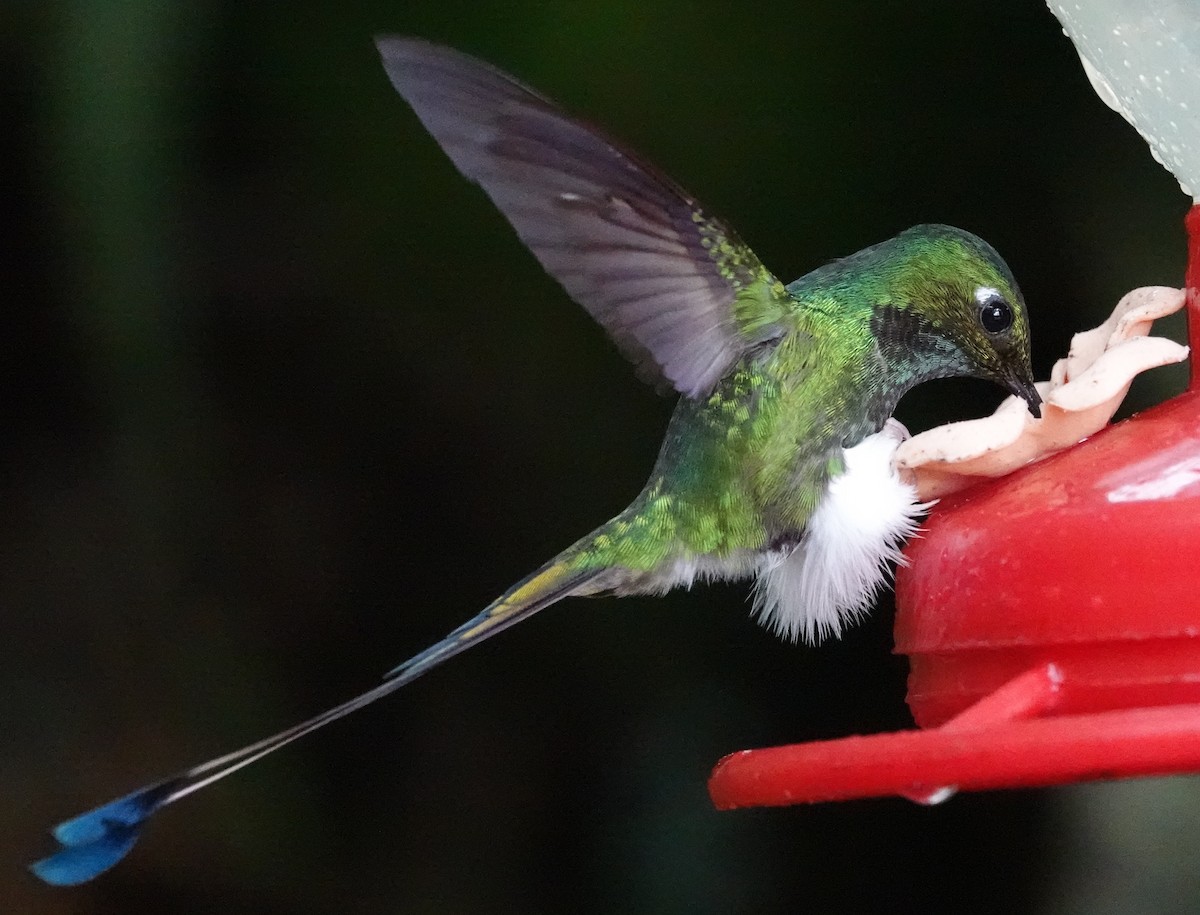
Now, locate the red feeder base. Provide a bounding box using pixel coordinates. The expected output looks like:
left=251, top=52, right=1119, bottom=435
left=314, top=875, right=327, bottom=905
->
left=708, top=204, right=1200, bottom=810
left=710, top=668, right=1200, bottom=809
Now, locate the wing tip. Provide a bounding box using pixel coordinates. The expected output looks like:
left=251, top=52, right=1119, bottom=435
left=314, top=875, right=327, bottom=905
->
left=373, top=35, right=488, bottom=75
left=373, top=33, right=423, bottom=57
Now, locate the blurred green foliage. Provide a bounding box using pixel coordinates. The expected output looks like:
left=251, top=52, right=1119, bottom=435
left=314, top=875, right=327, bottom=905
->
left=3, top=1, right=1196, bottom=913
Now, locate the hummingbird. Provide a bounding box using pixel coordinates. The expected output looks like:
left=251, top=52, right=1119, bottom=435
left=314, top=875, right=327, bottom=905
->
left=31, top=37, right=1041, bottom=886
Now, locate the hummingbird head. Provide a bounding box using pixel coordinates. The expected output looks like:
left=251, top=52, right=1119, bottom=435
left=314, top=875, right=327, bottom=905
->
left=866, top=225, right=1041, bottom=419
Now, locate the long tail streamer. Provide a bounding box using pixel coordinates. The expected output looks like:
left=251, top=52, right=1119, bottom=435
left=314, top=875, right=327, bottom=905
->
left=32, top=563, right=594, bottom=885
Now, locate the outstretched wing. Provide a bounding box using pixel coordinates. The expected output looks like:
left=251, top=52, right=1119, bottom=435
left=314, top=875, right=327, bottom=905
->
left=376, top=37, right=791, bottom=398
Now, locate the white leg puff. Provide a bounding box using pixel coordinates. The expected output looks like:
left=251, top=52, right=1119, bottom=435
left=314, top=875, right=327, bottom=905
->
left=753, top=419, right=926, bottom=644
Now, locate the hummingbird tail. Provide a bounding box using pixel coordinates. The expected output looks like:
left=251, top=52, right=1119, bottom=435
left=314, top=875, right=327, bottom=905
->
left=384, top=558, right=597, bottom=680
left=31, top=558, right=600, bottom=886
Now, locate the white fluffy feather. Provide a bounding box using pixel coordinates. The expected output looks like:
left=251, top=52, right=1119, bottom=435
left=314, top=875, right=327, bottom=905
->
left=752, top=420, right=925, bottom=644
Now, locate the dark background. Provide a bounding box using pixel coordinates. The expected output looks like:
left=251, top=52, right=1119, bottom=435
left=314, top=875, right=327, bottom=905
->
left=5, top=1, right=1198, bottom=913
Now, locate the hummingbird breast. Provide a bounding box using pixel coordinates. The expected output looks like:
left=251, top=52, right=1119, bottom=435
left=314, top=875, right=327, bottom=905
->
left=575, top=420, right=921, bottom=648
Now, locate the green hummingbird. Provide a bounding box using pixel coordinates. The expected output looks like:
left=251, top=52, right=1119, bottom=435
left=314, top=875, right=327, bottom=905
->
left=32, top=36, right=1041, bottom=886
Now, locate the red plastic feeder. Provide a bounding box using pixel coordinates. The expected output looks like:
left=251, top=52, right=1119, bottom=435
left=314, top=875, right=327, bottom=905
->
left=708, top=204, right=1200, bottom=809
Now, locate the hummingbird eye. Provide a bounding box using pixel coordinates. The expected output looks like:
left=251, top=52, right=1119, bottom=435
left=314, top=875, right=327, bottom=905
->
left=974, top=287, right=1013, bottom=334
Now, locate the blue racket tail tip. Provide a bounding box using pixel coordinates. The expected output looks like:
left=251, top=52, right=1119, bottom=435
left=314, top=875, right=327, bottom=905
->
left=30, top=781, right=174, bottom=886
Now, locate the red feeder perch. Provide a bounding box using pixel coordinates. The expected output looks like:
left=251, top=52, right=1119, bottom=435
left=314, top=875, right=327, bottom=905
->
left=708, top=204, right=1200, bottom=810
